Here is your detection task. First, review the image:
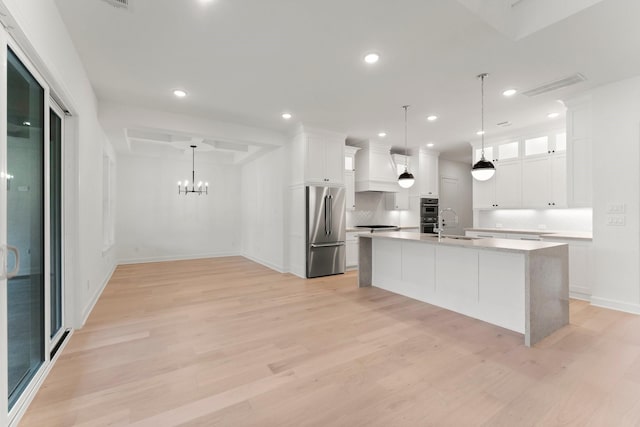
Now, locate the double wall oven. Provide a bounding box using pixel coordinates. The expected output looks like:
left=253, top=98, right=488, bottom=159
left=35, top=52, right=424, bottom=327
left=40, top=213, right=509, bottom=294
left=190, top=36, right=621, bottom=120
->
left=420, top=198, right=439, bottom=234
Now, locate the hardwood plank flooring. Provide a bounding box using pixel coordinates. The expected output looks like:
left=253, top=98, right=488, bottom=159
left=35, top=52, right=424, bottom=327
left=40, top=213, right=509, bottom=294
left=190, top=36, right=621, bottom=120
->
left=19, top=256, right=640, bottom=426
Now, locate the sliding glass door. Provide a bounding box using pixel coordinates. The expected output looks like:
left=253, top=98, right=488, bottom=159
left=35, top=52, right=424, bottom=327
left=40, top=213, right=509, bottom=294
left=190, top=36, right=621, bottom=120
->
left=1, top=30, right=66, bottom=425
left=5, top=46, right=47, bottom=412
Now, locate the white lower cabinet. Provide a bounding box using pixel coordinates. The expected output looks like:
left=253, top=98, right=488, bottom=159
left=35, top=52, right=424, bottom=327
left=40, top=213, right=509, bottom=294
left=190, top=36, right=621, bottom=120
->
left=346, top=232, right=359, bottom=269
left=372, top=239, right=525, bottom=333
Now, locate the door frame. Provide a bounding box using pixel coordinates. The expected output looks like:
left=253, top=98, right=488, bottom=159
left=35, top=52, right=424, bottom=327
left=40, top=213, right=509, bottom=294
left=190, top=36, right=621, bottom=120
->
left=49, top=100, right=66, bottom=349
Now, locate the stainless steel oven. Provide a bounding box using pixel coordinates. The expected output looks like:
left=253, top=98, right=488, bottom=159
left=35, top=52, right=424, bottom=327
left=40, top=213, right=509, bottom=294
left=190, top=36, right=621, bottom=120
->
left=420, top=198, right=438, bottom=234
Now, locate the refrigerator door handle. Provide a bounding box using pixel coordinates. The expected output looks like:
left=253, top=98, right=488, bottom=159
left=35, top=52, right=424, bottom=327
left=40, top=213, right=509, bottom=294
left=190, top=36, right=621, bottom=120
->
left=327, top=195, right=332, bottom=236
left=310, top=242, right=345, bottom=248
left=324, top=195, right=329, bottom=235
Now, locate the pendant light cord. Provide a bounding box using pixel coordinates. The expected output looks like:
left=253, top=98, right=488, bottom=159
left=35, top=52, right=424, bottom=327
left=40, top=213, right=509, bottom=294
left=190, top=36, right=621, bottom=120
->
left=191, top=145, right=196, bottom=187
left=403, top=105, right=409, bottom=170
left=478, top=73, right=488, bottom=161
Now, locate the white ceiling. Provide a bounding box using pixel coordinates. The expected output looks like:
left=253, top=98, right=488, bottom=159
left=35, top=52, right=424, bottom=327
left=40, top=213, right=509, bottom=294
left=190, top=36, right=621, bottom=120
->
left=55, top=0, right=640, bottom=161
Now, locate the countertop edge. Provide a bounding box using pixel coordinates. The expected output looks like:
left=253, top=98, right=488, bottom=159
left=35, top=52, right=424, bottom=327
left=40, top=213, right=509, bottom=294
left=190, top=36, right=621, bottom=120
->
left=359, top=232, right=568, bottom=253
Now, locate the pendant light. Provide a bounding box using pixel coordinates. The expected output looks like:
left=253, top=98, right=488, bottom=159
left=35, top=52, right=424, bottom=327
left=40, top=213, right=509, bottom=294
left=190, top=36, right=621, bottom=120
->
left=471, top=73, right=495, bottom=181
left=178, top=145, right=208, bottom=195
left=398, top=105, right=415, bottom=189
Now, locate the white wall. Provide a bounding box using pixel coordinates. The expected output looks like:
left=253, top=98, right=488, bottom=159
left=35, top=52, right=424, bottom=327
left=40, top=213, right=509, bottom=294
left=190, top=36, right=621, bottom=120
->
left=2, top=0, right=116, bottom=327
left=240, top=148, right=285, bottom=271
left=590, top=76, right=640, bottom=313
left=116, top=154, right=241, bottom=263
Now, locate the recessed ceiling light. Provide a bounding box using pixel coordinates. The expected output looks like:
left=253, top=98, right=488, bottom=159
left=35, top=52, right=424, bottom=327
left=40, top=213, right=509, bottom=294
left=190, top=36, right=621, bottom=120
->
left=426, top=143, right=435, bottom=148
left=547, top=112, right=560, bottom=119
left=173, top=89, right=187, bottom=98
left=281, top=112, right=292, bottom=120
left=363, top=52, right=380, bottom=64
left=503, top=89, right=517, bottom=97
left=378, top=132, right=387, bottom=138
left=427, top=115, right=438, bottom=122
left=476, top=130, right=485, bottom=136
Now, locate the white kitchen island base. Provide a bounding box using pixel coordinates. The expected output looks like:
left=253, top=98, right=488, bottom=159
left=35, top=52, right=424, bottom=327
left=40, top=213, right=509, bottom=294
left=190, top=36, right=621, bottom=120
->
left=358, top=232, right=569, bottom=347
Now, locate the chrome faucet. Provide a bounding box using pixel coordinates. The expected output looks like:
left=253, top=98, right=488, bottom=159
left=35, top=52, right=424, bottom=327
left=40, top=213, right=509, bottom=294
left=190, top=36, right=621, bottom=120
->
left=435, top=207, right=458, bottom=240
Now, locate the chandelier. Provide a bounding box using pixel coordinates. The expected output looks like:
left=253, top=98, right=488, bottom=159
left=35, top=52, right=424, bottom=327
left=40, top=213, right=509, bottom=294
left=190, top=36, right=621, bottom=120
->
left=178, top=145, right=208, bottom=195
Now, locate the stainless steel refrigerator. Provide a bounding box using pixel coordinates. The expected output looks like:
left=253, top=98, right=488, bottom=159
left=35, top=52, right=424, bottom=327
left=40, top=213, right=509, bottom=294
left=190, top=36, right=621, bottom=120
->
left=306, top=185, right=346, bottom=278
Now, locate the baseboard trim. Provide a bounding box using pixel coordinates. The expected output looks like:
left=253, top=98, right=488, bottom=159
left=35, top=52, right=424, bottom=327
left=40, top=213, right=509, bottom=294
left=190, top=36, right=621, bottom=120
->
left=80, top=263, right=117, bottom=327
left=569, top=286, right=591, bottom=302
left=590, top=296, right=640, bottom=315
left=241, top=253, right=285, bottom=273
left=118, top=252, right=241, bottom=265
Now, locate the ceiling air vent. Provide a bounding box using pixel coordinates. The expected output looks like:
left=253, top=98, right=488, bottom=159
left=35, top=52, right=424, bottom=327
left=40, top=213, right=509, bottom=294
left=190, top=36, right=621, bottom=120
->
left=100, top=0, right=129, bottom=9
left=522, top=73, right=587, bottom=97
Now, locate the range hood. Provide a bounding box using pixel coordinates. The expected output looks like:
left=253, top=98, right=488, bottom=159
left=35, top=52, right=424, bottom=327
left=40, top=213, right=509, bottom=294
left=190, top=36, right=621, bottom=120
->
left=347, top=139, right=399, bottom=193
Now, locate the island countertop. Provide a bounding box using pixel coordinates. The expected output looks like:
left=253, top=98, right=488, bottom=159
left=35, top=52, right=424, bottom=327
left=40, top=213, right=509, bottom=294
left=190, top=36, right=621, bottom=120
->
left=358, top=231, right=567, bottom=253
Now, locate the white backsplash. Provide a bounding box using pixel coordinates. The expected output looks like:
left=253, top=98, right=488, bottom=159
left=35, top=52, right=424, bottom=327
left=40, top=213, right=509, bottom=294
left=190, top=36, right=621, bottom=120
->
left=475, top=208, right=593, bottom=232
left=346, top=191, right=420, bottom=228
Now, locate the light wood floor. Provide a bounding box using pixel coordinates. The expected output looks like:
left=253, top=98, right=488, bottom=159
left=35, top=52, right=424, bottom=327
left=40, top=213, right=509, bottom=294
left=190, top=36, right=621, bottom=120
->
left=20, top=256, right=640, bottom=426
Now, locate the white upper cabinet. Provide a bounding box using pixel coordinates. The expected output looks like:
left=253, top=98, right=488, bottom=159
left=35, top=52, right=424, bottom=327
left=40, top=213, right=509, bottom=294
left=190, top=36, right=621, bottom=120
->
left=385, top=190, right=410, bottom=210
left=522, top=153, right=566, bottom=208
left=419, top=149, right=439, bottom=197
left=344, top=146, right=361, bottom=211
left=300, top=128, right=345, bottom=185
left=471, top=125, right=567, bottom=210
left=565, top=96, right=592, bottom=208
left=473, top=161, right=521, bottom=209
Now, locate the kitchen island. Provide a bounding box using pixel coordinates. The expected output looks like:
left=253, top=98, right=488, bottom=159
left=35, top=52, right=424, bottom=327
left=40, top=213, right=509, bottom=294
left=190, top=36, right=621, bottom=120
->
left=358, top=232, right=569, bottom=346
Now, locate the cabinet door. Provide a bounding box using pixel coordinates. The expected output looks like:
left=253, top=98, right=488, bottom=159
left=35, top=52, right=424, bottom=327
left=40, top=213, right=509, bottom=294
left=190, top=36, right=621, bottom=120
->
left=522, top=157, right=550, bottom=208
left=346, top=237, right=359, bottom=268
left=306, top=135, right=326, bottom=183
left=551, top=154, right=567, bottom=207
left=473, top=178, right=495, bottom=209
left=495, top=161, right=521, bottom=208
left=420, top=151, right=439, bottom=197
left=324, top=139, right=344, bottom=184
left=345, top=171, right=356, bottom=211
left=385, top=191, right=409, bottom=210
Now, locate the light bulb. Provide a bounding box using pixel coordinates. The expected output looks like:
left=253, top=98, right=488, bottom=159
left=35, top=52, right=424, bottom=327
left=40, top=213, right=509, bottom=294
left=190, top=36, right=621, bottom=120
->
left=198, top=181, right=203, bottom=188
left=184, top=180, right=189, bottom=187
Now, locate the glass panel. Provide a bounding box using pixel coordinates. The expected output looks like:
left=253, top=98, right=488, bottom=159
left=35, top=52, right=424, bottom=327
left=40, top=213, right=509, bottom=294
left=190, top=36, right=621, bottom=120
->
left=7, top=48, right=45, bottom=410
left=344, top=156, right=353, bottom=171
left=555, top=132, right=567, bottom=152
left=50, top=109, right=62, bottom=339
left=524, top=136, right=549, bottom=156
left=498, top=141, right=519, bottom=160
left=475, top=146, right=493, bottom=162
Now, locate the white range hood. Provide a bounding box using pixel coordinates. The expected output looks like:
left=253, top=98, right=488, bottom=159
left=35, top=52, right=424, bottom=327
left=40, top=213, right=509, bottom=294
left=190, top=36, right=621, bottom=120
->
left=348, top=139, right=399, bottom=193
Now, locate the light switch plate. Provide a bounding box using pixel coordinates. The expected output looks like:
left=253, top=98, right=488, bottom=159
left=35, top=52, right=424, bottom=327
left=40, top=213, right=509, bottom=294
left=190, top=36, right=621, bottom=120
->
left=607, top=203, right=626, bottom=214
